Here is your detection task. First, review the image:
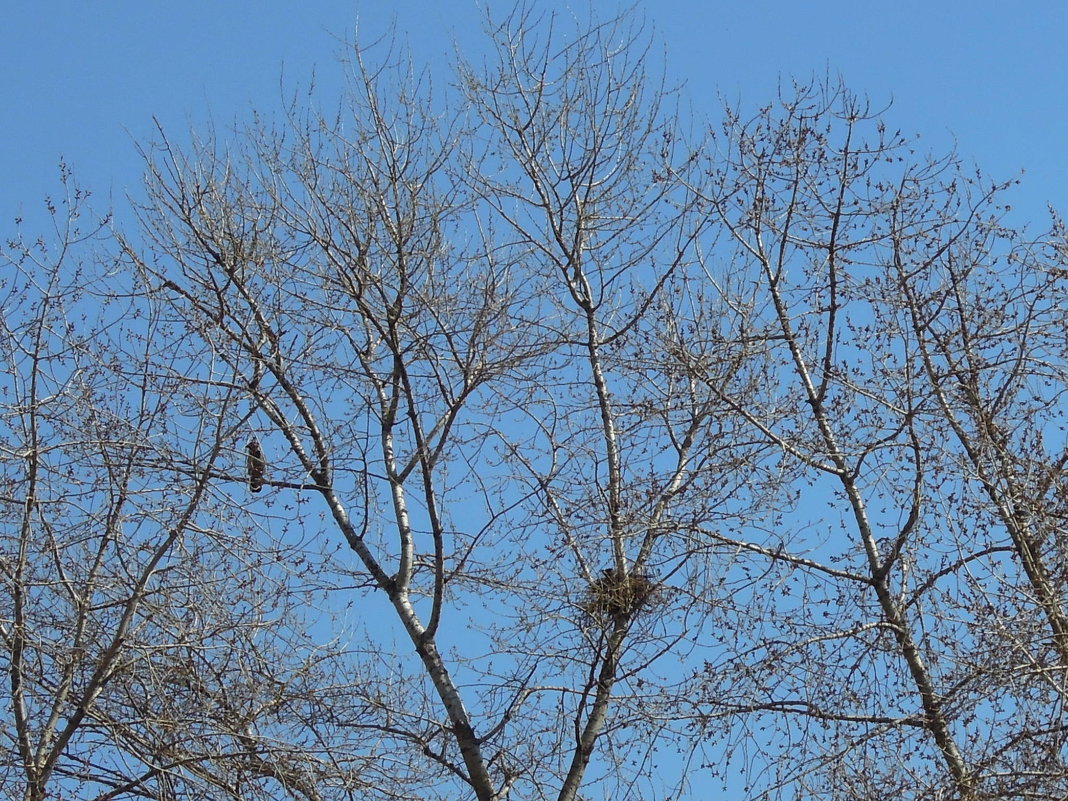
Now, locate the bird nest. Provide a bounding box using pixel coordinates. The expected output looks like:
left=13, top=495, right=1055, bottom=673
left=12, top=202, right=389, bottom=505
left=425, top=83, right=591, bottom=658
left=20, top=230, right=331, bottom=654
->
left=581, top=568, right=660, bottom=623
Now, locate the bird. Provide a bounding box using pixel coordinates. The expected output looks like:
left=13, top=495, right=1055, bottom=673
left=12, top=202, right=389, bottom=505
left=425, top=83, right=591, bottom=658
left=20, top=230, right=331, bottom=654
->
left=246, top=437, right=266, bottom=493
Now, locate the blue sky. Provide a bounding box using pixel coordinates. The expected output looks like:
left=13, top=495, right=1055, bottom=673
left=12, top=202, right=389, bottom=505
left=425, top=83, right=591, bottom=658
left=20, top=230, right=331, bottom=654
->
left=3, top=1, right=1066, bottom=234
left=3, top=3, right=1065, bottom=798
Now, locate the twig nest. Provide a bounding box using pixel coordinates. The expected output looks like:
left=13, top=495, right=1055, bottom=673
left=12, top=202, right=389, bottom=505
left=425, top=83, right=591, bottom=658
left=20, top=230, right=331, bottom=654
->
left=582, top=567, right=660, bottom=623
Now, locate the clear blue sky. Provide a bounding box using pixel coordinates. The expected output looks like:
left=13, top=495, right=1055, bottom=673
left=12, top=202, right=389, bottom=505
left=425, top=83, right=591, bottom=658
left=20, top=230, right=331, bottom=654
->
left=4, top=4, right=1064, bottom=798
left=3, top=1, right=1066, bottom=233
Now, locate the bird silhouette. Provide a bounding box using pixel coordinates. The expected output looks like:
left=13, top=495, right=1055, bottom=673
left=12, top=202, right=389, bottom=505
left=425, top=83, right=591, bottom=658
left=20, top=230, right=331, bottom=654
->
left=246, top=437, right=266, bottom=493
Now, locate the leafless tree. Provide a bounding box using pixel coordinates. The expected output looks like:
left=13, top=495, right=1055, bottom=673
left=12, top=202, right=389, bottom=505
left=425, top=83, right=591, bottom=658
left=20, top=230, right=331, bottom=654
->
left=112, top=6, right=767, bottom=801
left=8, top=7, right=1068, bottom=801
left=1, top=172, right=396, bottom=800
left=682, top=80, right=1068, bottom=800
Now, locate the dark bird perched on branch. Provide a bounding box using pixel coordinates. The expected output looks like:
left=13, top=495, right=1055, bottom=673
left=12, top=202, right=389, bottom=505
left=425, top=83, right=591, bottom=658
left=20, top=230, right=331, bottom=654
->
left=246, top=437, right=266, bottom=493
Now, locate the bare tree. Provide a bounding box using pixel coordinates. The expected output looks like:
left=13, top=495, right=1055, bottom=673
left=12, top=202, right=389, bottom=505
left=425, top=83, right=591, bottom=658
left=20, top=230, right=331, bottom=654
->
left=8, top=8, right=1068, bottom=801
left=1, top=172, right=393, bottom=800
left=683, top=80, right=1068, bottom=800
left=113, top=6, right=764, bottom=801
